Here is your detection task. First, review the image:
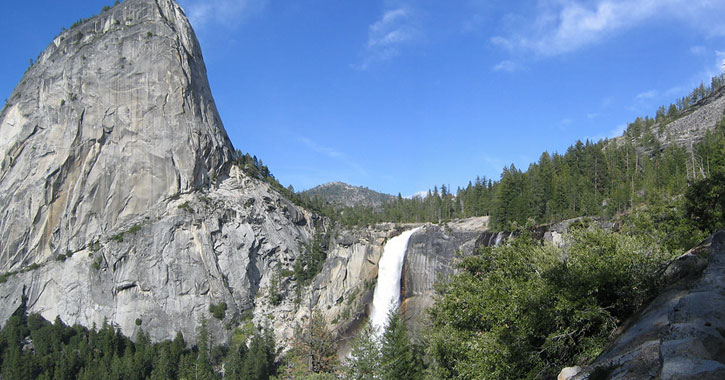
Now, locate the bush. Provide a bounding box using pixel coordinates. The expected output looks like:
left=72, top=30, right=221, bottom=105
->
left=685, top=170, right=725, bottom=232
left=427, top=228, right=674, bottom=380
left=209, top=302, right=227, bottom=320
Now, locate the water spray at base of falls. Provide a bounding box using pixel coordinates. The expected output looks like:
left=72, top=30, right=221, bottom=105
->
left=370, top=227, right=422, bottom=334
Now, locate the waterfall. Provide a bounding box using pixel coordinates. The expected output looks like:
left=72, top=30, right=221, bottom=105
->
left=494, top=231, right=504, bottom=246
left=370, top=227, right=422, bottom=333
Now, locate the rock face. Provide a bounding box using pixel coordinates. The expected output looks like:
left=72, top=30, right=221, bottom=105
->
left=0, top=0, right=311, bottom=343
left=654, top=88, right=725, bottom=148
left=0, top=0, right=235, bottom=272
left=401, top=218, right=487, bottom=332
left=614, top=87, right=725, bottom=151
left=561, top=231, right=725, bottom=380
left=0, top=166, right=316, bottom=343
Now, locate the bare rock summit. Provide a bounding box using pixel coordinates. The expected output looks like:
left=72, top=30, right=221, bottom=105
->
left=0, top=0, right=235, bottom=271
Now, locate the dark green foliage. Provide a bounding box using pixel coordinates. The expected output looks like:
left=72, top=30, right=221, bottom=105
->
left=293, top=230, right=330, bottom=285
left=268, top=270, right=283, bottom=306
left=89, top=240, right=101, bottom=252
left=178, top=201, right=193, bottom=213
left=684, top=119, right=725, bottom=232
left=427, top=228, right=674, bottom=380
left=127, top=224, right=141, bottom=235
left=0, top=307, right=277, bottom=380
left=380, top=311, right=424, bottom=380
left=209, top=302, right=228, bottom=320
left=235, top=149, right=305, bottom=204
left=685, top=170, right=725, bottom=232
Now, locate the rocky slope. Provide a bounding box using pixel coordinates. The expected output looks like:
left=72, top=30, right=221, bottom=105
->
left=617, top=86, right=725, bottom=151
left=301, top=182, right=396, bottom=208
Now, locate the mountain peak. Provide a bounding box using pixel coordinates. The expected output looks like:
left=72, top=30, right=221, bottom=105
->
left=302, top=182, right=395, bottom=208
left=0, top=0, right=234, bottom=269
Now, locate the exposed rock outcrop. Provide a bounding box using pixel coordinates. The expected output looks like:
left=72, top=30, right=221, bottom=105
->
left=401, top=218, right=487, bottom=332
left=0, top=0, right=318, bottom=344
left=0, top=0, right=235, bottom=272
left=0, top=166, right=315, bottom=343
left=560, top=231, right=725, bottom=380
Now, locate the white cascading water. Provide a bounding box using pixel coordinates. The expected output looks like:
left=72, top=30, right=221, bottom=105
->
left=370, top=227, right=422, bottom=333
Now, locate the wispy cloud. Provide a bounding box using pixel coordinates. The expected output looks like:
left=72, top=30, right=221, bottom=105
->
left=180, top=0, right=266, bottom=31
left=298, top=137, right=368, bottom=176
left=492, top=60, right=521, bottom=73
left=354, top=6, right=421, bottom=70
left=557, top=117, right=574, bottom=131
left=690, top=45, right=706, bottom=56
left=491, top=0, right=725, bottom=58
left=635, top=90, right=658, bottom=101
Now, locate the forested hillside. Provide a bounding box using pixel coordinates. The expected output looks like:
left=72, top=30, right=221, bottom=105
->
left=308, top=73, right=725, bottom=239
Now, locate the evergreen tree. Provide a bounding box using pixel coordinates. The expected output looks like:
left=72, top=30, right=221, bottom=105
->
left=380, top=311, right=423, bottom=380
left=344, top=322, right=381, bottom=380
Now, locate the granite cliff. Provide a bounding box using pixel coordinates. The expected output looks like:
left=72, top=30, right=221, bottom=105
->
left=0, top=0, right=308, bottom=343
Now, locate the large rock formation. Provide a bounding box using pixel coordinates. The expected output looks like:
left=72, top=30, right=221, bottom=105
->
left=0, top=0, right=235, bottom=272
left=0, top=0, right=515, bottom=350
left=0, top=0, right=312, bottom=343
left=401, top=217, right=488, bottom=332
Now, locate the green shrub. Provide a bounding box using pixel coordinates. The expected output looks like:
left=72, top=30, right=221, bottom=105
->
left=427, top=228, right=674, bottom=380
left=209, top=302, right=227, bottom=320
left=127, top=224, right=141, bottom=235
left=178, top=201, right=193, bottom=213
left=92, top=255, right=103, bottom=270
left=111, top=232, right=124, bottom=243
left=685, top=170, right=725, bottom=232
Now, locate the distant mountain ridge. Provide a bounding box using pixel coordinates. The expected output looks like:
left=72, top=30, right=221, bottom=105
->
left=301, top=182, right=396, bottom=208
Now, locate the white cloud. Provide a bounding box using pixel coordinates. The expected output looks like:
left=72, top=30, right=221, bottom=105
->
left=180, top=0, right=266, bottom=31
left=354, top=6, right=421, bottom=70
left=491, top=0, right=725, bottom=57
left=492, top=60, right=521, bottom=73
left=406, top=190, right=429, bottom=199
left=635, top=90, right=658, bottom=101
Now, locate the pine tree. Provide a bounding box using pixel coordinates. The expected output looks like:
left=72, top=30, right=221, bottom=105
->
left=344, top=322, right=381, bottom=380
left=195, top=318, right=215, bottom=380
left=380, top=311, right=423, bottom=380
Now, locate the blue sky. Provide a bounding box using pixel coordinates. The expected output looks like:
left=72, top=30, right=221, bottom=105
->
left=2, top=0, right=725, bottom=196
